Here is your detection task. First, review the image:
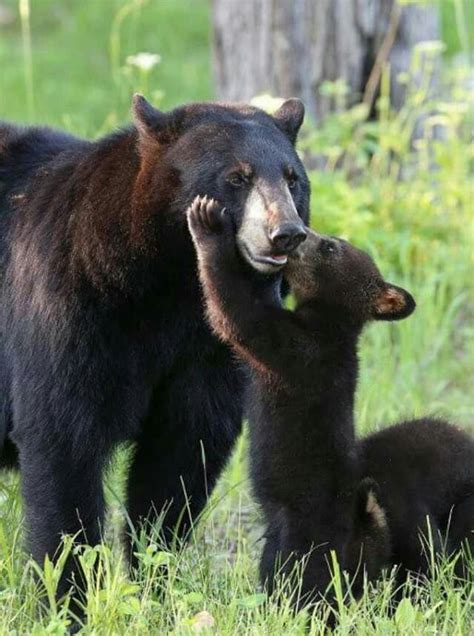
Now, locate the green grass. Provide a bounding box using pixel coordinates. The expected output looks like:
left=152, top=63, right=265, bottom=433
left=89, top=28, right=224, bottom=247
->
left=0, top=1, right=473, bottom=634
left=439, top=0, right=473, bottom=57
left=0, top=0, right=211, bottom=133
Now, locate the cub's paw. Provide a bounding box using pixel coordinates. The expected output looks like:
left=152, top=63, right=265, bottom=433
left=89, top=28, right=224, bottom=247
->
left=186, top=195, right=231, bottom=242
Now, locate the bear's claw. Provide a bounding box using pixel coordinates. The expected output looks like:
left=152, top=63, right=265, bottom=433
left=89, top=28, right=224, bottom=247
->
left=187, top=194, right=229, bottom=237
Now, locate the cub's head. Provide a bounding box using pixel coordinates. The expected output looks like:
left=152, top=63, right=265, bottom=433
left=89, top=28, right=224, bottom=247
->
left=345, top=478, right=392, bottom=597
left=132, top=95, right=309, bottom=273
left=285, top=230, right=415, bottom=325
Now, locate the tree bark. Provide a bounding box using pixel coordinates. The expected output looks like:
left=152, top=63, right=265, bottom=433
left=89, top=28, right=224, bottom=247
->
left=212, top=0, right=440, bottom=122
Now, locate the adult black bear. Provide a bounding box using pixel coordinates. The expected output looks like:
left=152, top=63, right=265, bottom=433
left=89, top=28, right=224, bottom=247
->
left=0, top=95, right=309, bottom=595
left=187, top=199, right=473, bottom=608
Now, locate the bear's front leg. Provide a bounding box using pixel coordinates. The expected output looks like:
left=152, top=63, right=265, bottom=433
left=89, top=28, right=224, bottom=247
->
left=186, top=194, right=313, bottom=378
left=186, top=194, right=237, bottom=267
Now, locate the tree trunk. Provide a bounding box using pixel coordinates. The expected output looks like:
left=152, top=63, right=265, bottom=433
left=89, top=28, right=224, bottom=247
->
left=212, top=0, right=440, bottom=122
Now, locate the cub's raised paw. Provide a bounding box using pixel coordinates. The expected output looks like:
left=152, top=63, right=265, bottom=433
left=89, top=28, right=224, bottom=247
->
left=186, top=195, right=230, bottom=241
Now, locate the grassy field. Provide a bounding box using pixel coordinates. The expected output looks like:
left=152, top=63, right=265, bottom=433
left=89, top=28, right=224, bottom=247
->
left=0, top=1, right=473, bottom=634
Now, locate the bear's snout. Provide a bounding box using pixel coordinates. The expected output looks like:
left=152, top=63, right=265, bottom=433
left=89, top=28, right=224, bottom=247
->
left=269, top=222, right=307, bottom=253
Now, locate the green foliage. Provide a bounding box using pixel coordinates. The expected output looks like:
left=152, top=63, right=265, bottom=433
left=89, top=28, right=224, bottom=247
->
left=298, top=53, right=473, bottom=433
left=439, top=0, right=474, bottom=57
left=0, top=0, right=211, bottom=133
left=0, top=0, right=473, bottom=633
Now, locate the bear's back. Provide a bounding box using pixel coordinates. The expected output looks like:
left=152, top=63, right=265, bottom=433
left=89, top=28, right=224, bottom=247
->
left=0, top=123, right=90, bottom=272
left=359, top=418, right=474, bottom=520
left=0, top=123, right=87, bottom=198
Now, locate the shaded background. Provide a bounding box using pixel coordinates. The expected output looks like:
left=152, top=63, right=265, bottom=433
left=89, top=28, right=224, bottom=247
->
left=0, top=0, right=471, bottom=130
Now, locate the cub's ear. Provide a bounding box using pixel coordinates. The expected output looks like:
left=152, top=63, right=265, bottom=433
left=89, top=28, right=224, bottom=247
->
left=372, top=283, right=416, bottom=321
left=132, top=94, right=170, bottom=140
left=273, top=98, right=305, bottom=144
left=356, top=478, right=387, bottom=529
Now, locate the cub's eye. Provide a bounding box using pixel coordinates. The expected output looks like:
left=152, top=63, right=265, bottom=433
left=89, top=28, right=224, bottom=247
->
left=287, top=173, right=298, bottom=189
left=319, top=238, right=337, bottom=256
left=227, top=173, right=248, bottom=188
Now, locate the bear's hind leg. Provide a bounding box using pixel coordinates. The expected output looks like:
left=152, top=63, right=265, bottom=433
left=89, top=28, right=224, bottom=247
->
left=17, top=434, right=108, bottom=600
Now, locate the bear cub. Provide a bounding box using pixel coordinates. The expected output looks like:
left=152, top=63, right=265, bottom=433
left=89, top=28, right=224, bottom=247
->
left=187, top=195, right=474, bottom=608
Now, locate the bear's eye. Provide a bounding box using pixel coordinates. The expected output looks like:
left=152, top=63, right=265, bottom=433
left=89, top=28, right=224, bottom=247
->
left=227, top=173, right=248, bottom=188
left=286, top=173, right=298, bottom=189
left=319, top=239, right=337, bottom=256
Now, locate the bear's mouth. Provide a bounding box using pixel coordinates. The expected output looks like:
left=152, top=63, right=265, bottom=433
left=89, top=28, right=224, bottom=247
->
left=239, top=243, right=288, bottom=269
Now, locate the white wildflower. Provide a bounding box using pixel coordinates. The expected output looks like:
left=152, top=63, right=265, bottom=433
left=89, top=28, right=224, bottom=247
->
left=126, top=52, right=161, bottom=72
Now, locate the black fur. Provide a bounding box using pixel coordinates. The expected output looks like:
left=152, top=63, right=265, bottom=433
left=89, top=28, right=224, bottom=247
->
left=187, top=210, right=473, bottom=608
left=187, top=205, right=394, bottom=604
left=359, top=417, right=474, bottom=583
left=0, top=97, right=309, bottom=598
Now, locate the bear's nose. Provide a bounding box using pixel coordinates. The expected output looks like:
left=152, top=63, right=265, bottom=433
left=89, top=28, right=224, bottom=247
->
left=269, top=222, right=307, bottom=252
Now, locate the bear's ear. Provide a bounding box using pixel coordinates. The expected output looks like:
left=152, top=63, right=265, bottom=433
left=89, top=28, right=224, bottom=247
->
left=132, top=94, right=170, bottom=140
left=273, top=98, right=305, bottom=144
left=356, top=478, right=387, bottom=529
left=372, top=283, right=416, bottom=321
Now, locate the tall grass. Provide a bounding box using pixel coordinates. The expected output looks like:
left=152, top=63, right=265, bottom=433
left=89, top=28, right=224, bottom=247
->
left=18, top=0, right=34, bottom=119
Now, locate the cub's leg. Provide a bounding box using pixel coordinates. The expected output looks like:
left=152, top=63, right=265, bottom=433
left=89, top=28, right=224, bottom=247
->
left=391, top=512, right=443, bottom=585
left=447, top=495, right=474, bottom=580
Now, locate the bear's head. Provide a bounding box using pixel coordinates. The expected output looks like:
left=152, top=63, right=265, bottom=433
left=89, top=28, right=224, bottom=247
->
left=132, top=95, right=309, bottom=273
left=285, top=229, right=416, bottom=325
left=345, top=477, right=392, bottom=597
